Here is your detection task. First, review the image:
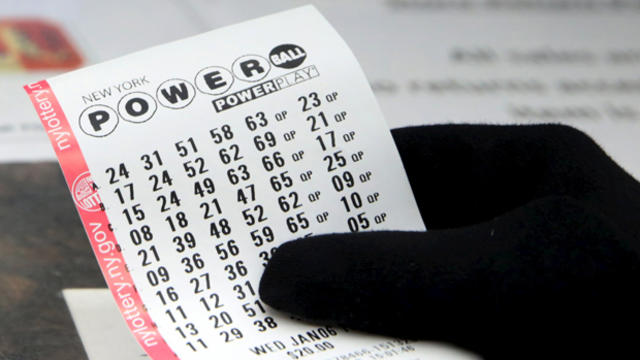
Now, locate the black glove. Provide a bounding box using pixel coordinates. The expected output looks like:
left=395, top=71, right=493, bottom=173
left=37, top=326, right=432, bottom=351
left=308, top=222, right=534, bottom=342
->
left=259, top=124, right=640, bottom=359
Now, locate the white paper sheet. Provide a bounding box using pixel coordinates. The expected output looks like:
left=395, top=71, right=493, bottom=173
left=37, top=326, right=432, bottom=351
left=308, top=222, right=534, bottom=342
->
left=63, top=289, right=149, bottom=360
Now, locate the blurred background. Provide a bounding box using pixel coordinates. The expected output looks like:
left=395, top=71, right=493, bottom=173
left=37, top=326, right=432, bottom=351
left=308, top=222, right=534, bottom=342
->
left=1, top=0, right=639, bottom=359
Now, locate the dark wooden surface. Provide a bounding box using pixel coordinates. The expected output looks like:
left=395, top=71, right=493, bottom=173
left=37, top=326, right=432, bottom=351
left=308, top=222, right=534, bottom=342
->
left=0, top=162, right=104, bottom=360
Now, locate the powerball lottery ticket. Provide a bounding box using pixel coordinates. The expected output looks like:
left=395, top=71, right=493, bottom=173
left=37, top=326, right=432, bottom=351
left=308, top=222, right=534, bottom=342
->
left=24, top=6, right=445, bottom=360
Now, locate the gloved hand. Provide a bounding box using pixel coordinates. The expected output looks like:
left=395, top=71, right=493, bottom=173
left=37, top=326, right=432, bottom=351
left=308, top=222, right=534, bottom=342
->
left=259, top=124, right=640, bottom=359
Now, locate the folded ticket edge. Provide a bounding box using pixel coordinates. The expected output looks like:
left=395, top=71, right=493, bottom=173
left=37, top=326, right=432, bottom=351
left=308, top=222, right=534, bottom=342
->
left=22, top=7, right=323, bottom=360
left=23, top=5, right=426, bottom=360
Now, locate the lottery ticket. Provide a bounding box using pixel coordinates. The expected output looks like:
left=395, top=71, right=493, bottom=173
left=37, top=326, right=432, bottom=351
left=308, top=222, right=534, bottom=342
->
left=25, top=6, right=440, bottom=360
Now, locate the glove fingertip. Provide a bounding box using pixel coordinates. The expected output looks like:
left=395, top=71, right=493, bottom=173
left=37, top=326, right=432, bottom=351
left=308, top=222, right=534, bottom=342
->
left=258, top=239, right=303, bottom=310
left=259, top=236, right=344, bottom=319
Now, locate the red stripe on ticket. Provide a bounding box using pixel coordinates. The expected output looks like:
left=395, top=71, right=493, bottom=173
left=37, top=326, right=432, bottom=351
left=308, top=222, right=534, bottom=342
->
left=24, top=80, right=177, bottom=360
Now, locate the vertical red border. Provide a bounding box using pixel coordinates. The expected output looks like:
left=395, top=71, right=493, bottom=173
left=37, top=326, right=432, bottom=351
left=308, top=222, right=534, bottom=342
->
left=24, top=80, right=177, bottom=360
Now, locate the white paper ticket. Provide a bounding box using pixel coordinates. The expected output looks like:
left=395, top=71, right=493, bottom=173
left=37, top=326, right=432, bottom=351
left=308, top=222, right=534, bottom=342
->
left=25, top=6, right=437, bottom=360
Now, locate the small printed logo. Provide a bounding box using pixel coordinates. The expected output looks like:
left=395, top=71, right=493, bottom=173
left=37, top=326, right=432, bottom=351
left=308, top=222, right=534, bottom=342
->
left=156, top=78, right=196, bottom=109
left=232, top=54, right=271, bottom=82
left=72, top=171, right=102, bottom=212
left=75, top=42, right=315, bottom=136
left=195, top=66, right=234, bottom=95
left=269, top=44, right=306, bottom=69
left=79, top=104, right=119, bottom=137
left=118, top=91, right=157, bottom=123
